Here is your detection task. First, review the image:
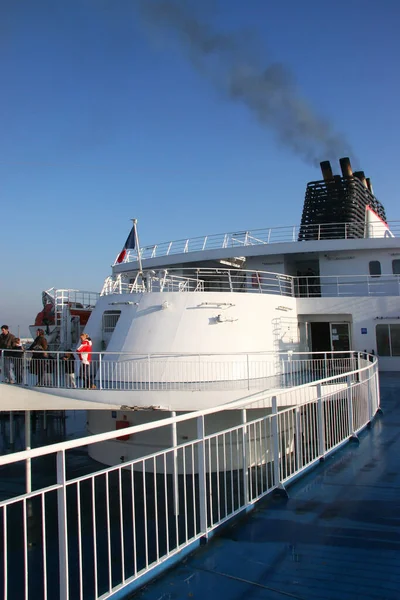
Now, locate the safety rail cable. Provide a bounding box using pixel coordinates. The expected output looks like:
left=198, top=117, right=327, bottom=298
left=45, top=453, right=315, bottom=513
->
left=0, top=354, right=379, bottom=600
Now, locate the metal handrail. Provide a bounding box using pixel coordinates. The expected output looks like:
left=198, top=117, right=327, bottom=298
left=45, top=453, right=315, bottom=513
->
left=0, top=353, right=379, bottom=600
left=101, top=268, right=400, bottom=298
left=114, top=220, right=400, bottom=265
left=0, top=351, right=377, bottom=464
left=0, top=350, right=372, bottom=392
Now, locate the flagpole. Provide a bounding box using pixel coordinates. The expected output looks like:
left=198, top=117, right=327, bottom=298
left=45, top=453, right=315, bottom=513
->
left=132, top=219, right=143, bottom=273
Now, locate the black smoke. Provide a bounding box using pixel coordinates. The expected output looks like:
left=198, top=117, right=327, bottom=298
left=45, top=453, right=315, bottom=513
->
left=139, top=0, right=352, bottom=165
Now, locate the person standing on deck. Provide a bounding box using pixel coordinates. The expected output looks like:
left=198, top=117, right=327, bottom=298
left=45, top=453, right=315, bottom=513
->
left=28, top=328, right=49, bottom=386
left=10, top=337, right=24, bottom=384
left=62, top=350, right=76, bottom=388
left=76, top=333, right=95, bottom=389
left=0, top=325, right=17, bottom=383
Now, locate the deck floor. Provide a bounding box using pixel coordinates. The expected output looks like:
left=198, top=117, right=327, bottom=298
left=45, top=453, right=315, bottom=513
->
left=135, top=372, right=400, bottom=600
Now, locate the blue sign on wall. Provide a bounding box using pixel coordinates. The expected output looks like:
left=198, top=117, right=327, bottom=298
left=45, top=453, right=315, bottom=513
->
left=361, top=328, right=367, bottom=334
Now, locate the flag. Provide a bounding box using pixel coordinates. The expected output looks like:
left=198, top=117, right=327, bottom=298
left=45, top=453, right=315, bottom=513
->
left=116, top=226, right=136, bottom=264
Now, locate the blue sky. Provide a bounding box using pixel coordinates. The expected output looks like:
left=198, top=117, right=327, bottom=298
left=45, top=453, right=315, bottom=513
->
left=1, top=0, right=399, bottom=336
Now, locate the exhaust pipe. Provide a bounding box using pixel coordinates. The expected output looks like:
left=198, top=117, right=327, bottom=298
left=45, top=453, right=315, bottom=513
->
left=339, top=157, right=353, bottom=178
left=320, top=160, right=334, bottom=181
left=354, top=170, right=368, bottom=189
left=366, top=178, right=374, bottom=194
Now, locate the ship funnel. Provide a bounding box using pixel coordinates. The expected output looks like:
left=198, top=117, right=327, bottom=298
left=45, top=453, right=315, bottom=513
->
left=320, top=160, right=334, bottom=181
left=354, top=170, right=368, bottom=189
left=339, top=157, right=353, bottom=178
left=299, top=156, right=387, bottom=241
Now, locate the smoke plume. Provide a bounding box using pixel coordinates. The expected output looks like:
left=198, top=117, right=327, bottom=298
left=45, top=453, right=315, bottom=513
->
left=139, top=0, right=351, bottom=165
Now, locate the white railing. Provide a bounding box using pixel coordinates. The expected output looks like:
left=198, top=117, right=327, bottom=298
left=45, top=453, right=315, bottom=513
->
left=45, top=288, right=100, bottom=309
left=102, top=269, right=294, bottom=297
left=102, top=268, right=400, bottom=298
left=0, top=353, right=380, bottom=599
left=0, top=350, right=362, bottom=392
left=114, top=220, right=400, bottom=265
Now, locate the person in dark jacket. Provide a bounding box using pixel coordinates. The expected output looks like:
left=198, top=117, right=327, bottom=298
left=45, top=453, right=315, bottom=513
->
left=9, top=338, right=24, bottom=384
left=0, top=325, right=17, bottom=383
left=62, top=351, right=76, bottom=388
left=28, top=328, right=49, bottom=385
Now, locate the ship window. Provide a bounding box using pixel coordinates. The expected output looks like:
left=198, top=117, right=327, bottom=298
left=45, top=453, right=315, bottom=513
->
left=102, top=310, right=121, bottom=333
left=376, top=325, right=390, bottom=356
left=369, top=261, right=381, bottom=277
left=376, top=324, right=400, bottom=356
left=392, top=326, right=400, bottom=356
left=392, top=260, right=400, bottom=275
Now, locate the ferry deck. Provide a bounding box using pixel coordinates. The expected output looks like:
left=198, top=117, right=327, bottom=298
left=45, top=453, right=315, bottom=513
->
left=135, top=372, right=400, bottom=600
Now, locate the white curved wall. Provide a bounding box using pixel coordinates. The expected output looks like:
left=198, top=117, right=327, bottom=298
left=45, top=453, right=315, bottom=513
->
left=86, top=291, right=297, bottom=357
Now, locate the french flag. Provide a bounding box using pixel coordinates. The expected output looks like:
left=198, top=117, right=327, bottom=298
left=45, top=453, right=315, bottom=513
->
left=116, top=226, right=136, bottom=264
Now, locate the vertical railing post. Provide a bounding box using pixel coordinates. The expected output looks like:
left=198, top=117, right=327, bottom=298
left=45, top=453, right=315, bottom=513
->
left=171, top=412, right=179, bottom=516
left=57, top=450, right=69, bottom=600
left=0, top=351, right=4, bottom=383
left=25, top=411, right=31, bottom=493
left=271, top=397, right=281, bottom=488
left=347, top=375, right=354, bottom=436
left=56, top=352, right=61, bottom=388
left=196, top=416, right=208, bottom=538
left=246, top=354, right=250, bottom=391
left=197, top=354, right=201, bottom=391
left=22, top=352, right=27, bottom=386
left=375, top=366, right=381, bottom=412
left=317, top=384, right=325, bottom=459
left=147, top=354, right=151, bottom=391
left=295, top=407, right=302, bottom=471
left=99, top=352, right=104, bottom=390
left=367, top=375, right=373, bottom=422
left=241, top=409, right=249, bottom=504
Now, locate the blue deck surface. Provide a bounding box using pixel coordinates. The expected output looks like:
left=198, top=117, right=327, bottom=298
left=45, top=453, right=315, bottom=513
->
left=135, top=372, right=400, bottom=600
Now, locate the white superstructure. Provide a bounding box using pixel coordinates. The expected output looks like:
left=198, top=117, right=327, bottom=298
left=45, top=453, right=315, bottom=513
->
left=2, top=156, right=399, bottom=466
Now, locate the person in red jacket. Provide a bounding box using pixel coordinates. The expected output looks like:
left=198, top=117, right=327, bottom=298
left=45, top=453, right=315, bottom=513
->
left=76, top=333, right=95, bottom=388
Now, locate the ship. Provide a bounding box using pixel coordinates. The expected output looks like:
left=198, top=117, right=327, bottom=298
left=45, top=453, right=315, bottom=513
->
left=2, top=156, right=398, bottom=465
left=0, top=156, right=393, bottom=599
